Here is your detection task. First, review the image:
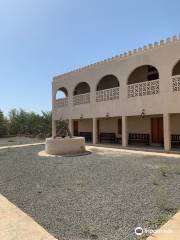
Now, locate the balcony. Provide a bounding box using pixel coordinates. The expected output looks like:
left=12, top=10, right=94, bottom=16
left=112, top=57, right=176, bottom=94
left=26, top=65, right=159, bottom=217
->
left=73, top=93, right=90, bottom=105
left=172, top=75, right=180, bottom=92
left=96, top=87, right=120, bottom=102
left=128, top=79, right=160, bottom=98
left=55, top=98, right=68, bottom=107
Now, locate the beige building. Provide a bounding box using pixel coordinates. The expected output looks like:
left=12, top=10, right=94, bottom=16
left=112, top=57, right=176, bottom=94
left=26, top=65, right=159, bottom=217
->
left=52, top=36, right=180, bottom=152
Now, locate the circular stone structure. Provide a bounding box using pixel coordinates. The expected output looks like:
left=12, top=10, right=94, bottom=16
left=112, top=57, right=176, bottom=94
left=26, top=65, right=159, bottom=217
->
left=45, top=137, right=86, bottom=155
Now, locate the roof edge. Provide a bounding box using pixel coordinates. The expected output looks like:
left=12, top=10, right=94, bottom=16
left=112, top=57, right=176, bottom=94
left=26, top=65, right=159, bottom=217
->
left=53, top=35, right=180, bottom=81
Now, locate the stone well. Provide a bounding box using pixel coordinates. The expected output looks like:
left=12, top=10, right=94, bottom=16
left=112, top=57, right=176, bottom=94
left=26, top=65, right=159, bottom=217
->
left=45, top=137, right=86, bottom=155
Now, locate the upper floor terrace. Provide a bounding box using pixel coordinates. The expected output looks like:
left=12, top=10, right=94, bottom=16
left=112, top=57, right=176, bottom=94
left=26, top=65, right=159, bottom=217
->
left=52, top=36, right=180, bottom=119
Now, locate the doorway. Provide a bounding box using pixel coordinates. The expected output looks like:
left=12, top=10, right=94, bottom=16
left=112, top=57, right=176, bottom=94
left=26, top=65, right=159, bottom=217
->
left=151, top=117, right=163, bottom=144
left=73, top=121, right=79, bottom=136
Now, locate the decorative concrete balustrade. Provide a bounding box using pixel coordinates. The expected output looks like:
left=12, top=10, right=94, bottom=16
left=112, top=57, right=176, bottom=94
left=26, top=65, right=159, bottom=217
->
left=96, top=87, right=120, bottom=102
left=172, top=75, right=180, bottom=92
left=128, top=79, right=160, bottom=98
left=73, top=93, right=90, bottom=105
left=55, top=98, right=68, bottom=107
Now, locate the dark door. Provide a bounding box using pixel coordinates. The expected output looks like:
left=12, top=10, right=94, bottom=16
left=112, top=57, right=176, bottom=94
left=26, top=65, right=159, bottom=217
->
left=74, top=121, right=78, bottom=136
left=151, top=117, right=163, bottom=144
left=118, top=119, right=122, bottom=134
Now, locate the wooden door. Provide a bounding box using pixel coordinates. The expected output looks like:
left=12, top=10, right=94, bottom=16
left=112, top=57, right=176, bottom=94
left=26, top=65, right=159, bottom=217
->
left=73, top=121, right=78, bottom=136
left=118, top=119, right=122, bottom=134
left=151, top=117, right=163, bottom=144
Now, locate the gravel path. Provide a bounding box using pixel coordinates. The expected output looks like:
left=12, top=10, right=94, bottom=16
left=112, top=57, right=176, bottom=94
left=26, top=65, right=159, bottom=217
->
left=0, top=145, right=180, bottom=240
left=0, top=137, right=44, bottom=147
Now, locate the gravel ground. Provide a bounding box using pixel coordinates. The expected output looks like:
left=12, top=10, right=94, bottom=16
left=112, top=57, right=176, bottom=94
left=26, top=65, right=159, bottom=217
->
left=0, top=136, right=44, bottom=147
left=0, top=145, right=180, bottom=240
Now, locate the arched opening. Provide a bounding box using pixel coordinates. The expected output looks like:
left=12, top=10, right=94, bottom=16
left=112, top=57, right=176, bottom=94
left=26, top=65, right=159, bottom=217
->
left=172, top=60, right=180, bottom=92
left=56, top=87, right=68, bottom=99
left=96, top=74, right=119, bottom=91
left=128, top=65, right=159, bottom=85
left=96, top=75, right=120, bottom=102
left=172, top=60, right=180, bottom=76
left=73, top=82, right=90, bottom=95
left=73, top=82, right=90, bottom=105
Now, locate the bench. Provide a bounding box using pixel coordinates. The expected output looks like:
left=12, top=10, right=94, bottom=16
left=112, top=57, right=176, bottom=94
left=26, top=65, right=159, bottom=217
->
left=79, top=132, right=92, bottom=142
left=99, top=133, right=116, bottom=143
left=128, top=133, right=150, bottom=145
left=171, top=135, right=180, bottom=146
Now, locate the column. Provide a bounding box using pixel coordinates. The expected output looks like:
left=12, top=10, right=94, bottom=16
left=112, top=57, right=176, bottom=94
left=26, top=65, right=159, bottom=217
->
left=93, top=118, right=97, bottom=145
left=52, top=120, right=57, bottom=138
left=122, top=116, right=128, bottom=147
left=69, top=119, right=73, bottom=136
left=163, top=113, right=171, bottom=151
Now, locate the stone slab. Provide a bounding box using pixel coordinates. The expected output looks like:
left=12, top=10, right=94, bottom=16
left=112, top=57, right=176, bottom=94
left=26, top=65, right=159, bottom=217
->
left=147, top=212, right=180, bottom=240
left=0, top=194, right=58, bottom=240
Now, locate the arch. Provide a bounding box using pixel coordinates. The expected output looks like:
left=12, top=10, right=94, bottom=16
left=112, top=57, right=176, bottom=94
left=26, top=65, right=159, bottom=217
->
left=127, top=65, right=159, bottom=85
left=56, top=87, right=68, bottom=99
left=96, top=74, right=119, bottom=91
left=172, top=60, right=180, bottom=76
left=73, top=82, right=90, bottom=95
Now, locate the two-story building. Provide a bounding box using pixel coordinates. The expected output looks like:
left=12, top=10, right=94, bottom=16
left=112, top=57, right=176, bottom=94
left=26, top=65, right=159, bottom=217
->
left=52, top=36, right=180, bottom=152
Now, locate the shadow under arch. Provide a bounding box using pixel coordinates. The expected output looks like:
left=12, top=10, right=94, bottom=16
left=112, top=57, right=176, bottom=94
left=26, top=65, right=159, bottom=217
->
left=127, top=65, right=159, bottom=85
left=96, top=74, right=119, bottom=91
left=172, top=60, right=180, bottom=76
left=73, top=82, right=90, bottom=95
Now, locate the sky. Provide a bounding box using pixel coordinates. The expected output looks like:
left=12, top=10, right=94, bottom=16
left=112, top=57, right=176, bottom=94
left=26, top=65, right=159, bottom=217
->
left=0, top=0, right=180, bottom=115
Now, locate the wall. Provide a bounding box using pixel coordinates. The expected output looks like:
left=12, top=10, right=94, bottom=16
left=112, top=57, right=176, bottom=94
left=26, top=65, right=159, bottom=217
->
left=128, top=116, right=151, bottom=134
left=99, top=117, right=120, bottom=136
left=171, top=114, right=180, bottom=134
left=78, top=119, right=93, bottom=132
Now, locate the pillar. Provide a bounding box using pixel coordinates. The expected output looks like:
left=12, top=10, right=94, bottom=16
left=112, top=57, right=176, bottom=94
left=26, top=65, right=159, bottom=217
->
left=163, top=113, right=171, bottom=151
left=93, top=118, right=97, bottom=145
left=122, top=116, right=128, bottom=147
left=52, top=120, right=57, bottom=138
left=69, top=119, right=73, bottom=136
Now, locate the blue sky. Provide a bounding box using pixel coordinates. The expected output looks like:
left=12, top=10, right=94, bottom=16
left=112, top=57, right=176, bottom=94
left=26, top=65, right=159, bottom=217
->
left=0, top=0, right=180, bottom=115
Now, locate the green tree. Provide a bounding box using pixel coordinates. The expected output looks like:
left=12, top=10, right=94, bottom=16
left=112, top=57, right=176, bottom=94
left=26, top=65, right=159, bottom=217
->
left=8, top=109, right=52, bottom=139
left=0, top=110, right=8, bottom=137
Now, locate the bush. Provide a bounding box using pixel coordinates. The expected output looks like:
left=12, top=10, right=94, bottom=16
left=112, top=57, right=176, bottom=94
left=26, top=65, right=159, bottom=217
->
left=6, top=109, right=52, bottom=139
left=0, top=110, right=8, bottom=137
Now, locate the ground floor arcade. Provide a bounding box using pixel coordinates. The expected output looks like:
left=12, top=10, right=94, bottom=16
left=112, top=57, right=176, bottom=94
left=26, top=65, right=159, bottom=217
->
left=52, top=113, right=180, bottom=152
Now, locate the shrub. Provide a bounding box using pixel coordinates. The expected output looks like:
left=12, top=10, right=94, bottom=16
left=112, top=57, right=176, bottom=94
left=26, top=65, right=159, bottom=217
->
left=6, top=108, right=52, bottom=139
left=0, top=110, right=8, bottom=137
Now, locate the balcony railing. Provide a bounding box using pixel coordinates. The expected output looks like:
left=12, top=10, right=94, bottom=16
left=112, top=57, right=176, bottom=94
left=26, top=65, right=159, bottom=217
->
left=96, top=87, right=120, bottom=102
left=55, top=98, right=68, bottom=107
left=172, top=75, right=180, bottom=92
left=128, top=79, right=160, bottom=98
left=73, top=92, right=90, bottom=105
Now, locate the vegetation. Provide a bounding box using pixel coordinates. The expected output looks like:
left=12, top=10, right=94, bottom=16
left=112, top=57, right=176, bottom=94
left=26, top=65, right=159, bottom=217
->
left=0, top=109, right=52, bottom=139
left=0, top=110, right=8, bottom=137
